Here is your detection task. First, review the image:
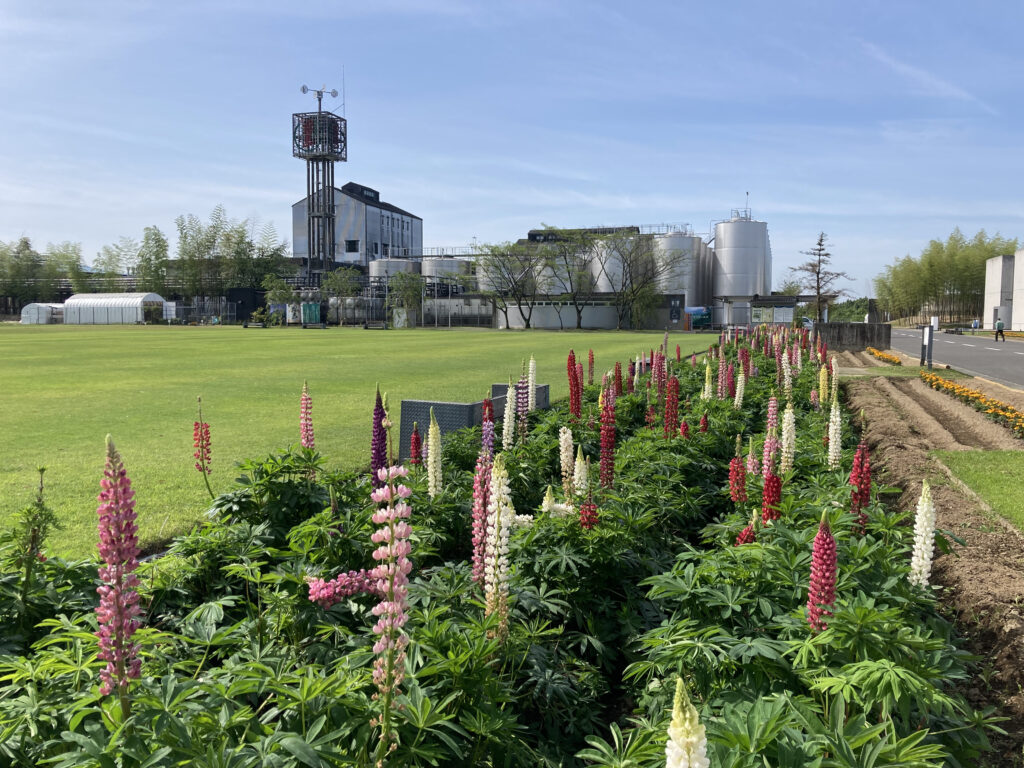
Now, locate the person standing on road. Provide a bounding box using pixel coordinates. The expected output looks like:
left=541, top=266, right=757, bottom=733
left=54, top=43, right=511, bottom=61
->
left=972, top=318, right=979, bottom=334
left=995, top=317, right=1005, bottom=342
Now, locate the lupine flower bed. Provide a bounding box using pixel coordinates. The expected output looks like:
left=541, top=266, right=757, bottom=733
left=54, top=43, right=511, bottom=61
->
left=0, top=332, right=1000, bottom=767
left=866, top=346, right=902, bottom=365
left=921, top=370, right=1024, bottom=438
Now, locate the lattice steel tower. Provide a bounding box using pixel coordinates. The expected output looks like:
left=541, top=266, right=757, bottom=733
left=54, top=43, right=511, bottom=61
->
left=292, top=85, right=347, bottom=283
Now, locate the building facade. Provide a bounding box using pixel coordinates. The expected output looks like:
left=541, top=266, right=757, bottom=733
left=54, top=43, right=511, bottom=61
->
left=292, top=182, right=422, bottom=268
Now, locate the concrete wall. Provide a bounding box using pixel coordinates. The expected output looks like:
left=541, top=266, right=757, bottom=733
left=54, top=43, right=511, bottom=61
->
left=817, top=322, right=891, bottom=351
left=984, top=254, right=1014, bottom=330
left=500, top=303, right=619, bottom=329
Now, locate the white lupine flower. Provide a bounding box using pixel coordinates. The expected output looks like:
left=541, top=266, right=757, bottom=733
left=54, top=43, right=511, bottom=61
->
left=781, top=353, right=793, bottom=402
left=909, top=480, right=937, bottom=587
left=513, top=514, right=535, bottom=527
left=427, top=408, right=442, bottom=498
left=780, top=402, right=796, bottom=474
left=634, top=356, right=641, bottom=389
left=484, top=454, right=514, bottom=629
left=827, top=398, right=842, bottom=469
left=830, top=354, right=839, bottom=402
left=733, top=371, right=746, bottom=410
left=573, top=446, right=588, bottom=496
left=502, top=381, right=516, bottom=451
left=665, top=678, right=709, bottom=768
left=528, top=356, right=537, bottom=411
left=701, top=360, right=713, bottom=400
left=795, top=345, right=803, bottom=372
left=559, top=426, right=574, bottom=492
left=542, top=485, right=556, bottom=513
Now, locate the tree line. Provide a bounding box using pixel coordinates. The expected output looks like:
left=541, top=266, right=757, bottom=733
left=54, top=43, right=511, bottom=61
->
left=0, top=206, right=291, bottom=307
left=873, top=229, right=1018, bottom=324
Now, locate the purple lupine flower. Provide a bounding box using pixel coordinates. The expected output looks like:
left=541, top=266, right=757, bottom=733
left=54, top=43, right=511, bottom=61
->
left=95, top=436, right=143, bottom=710
left=300, top=381, right=315, bottom=449
left=371, top=386, right=387, bottom=487
left=516, top=374, right=529, bottom=441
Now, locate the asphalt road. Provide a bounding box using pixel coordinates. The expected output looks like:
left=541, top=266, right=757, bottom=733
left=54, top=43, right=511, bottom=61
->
left=889, top=328, right=1024, bottom=389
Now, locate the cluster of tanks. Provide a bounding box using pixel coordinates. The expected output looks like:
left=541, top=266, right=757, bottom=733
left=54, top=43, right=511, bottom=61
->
left=361, top=210, right=772, bottom=327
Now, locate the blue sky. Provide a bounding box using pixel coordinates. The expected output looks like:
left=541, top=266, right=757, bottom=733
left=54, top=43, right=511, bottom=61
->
left=2, top=0, right=1021, bottom=294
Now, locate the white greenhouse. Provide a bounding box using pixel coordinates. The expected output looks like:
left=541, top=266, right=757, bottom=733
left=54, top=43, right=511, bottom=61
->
left=64, top=293, right=166, bottom=325
left=20, top=303, right=65, bottom=324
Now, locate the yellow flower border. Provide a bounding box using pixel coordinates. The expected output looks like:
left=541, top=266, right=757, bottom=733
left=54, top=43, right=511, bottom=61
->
left=920, top=371, right=1024, bottom=439
left=866, top=347, right=902, bottom=366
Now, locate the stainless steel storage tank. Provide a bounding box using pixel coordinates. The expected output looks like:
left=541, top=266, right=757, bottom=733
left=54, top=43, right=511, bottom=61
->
left=713, top=215, right=771, bottom=298
left=368, top=258, right=421, bottom=279
left=420, top=257, right=470, bottom=280
left=654, top=233, right=705, bottom=305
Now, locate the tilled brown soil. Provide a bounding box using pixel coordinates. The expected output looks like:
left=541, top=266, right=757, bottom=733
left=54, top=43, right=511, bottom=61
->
left=845, top=374, right=1024, bottom=766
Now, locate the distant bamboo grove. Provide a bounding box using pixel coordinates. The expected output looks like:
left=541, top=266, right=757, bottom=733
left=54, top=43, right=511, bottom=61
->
left=873, top=229, right=1018, bottom=325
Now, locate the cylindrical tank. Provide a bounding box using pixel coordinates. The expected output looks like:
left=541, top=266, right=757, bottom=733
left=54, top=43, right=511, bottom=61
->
left=590, top=240, right=620, bottom=293
left=368, top=258, right=420, bottom=279
left=713, top=217, right=770, bottom=298
left=420, top=257, right=469, bottom=279
left=654, top=233, right=704, bottom=304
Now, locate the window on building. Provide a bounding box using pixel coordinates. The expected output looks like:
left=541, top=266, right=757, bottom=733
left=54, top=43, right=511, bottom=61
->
left=383, top=244, right=390, bottom=257
left=345, top=240, right=360, bottom=253
left=374, top=242, right=379, bottom=255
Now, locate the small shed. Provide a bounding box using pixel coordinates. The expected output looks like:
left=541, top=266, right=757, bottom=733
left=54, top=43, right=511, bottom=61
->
left=20, top=303, right=65, bottom=324
left=64, top=293, right=166, bottom=325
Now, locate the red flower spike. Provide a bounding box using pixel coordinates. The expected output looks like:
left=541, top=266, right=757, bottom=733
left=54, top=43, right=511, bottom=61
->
left=807, top=512, right=837, bottom=632
left=409, top=423, right=422, bottom=466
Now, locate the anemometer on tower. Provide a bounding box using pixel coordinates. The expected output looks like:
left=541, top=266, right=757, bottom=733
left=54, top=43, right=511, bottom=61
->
left=293, top=83, right=347, bottom=283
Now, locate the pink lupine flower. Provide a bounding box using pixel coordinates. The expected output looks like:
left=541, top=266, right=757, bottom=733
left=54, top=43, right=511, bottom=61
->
left=807, top=511, right=837, bottom=631
left=300, top=381, right=314, bottom=449
left=849, top=441, right=871, bottom=534
left=193, top=396, right=214, bottom=500
left=471, top=453, right=493, bottom=586
left=95, top=437, right=143, bottom=713
left=679, top=420, right=690, bottom=439
left=599, top=389, right=616, bottom=488
left=307, top=569, right=380, bottom=608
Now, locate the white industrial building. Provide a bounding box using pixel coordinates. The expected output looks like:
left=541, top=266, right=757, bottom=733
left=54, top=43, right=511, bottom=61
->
left=983, top=251, right=1024, bottom=330
left=292, top=182, right=422, bottom=267
left=64, top=293, right=166, bottom=325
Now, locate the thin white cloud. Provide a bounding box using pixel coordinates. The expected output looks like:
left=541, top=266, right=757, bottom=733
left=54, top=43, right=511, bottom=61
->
left=860, top=41, right=998, bottom=115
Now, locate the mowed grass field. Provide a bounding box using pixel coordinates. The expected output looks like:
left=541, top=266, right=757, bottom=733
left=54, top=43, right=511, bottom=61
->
left=1, top=325, right=715, bottom=558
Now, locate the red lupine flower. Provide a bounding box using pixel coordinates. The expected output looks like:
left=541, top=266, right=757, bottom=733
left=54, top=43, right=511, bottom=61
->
left=676, top=344, right=681, bottom=362
left=193, top=396, right=214, bottom=499
left=614, top=361, right=623, bottom=397
left=735, top=521, right=756, bottom=546
left=680, top=420, right=690, bottom=439
left=699, top=414, right=708, bottom=432
left=579, top=499, right=598, bottom=530
left=729, top=456, right=747, bottom=503
left=95, top=437, right=142, bottom=708
left=588, top=349, right=595, bottom=386
left=409, top=423, right=422, bottom=466
left=568, top=350, right=581, bottom=419
left=807, top=511, right=837, bottom=632
left=599, top=388, right=616, bottom=488
left=849, top=441, right=871, bottom=533
left=761, top=464, right=782, bottom=523
left=664, top=376, right=679, bottom=438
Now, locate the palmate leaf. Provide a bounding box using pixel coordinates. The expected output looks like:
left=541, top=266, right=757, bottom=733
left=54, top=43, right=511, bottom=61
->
left=575, top=722, right=661, bottom=767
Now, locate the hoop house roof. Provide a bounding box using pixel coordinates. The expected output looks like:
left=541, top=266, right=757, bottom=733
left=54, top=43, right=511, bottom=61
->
left=65, top=293, right=165, bottom=308
left=64, top=293, right=166, bottom=324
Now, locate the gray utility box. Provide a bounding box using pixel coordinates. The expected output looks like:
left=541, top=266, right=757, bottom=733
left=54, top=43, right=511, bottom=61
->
left=398, top=384, right=550, bottom=461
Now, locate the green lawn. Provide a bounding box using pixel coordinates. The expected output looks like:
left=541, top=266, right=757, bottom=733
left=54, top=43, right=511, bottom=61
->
left=0, top=325, right=714, bottom=558
left=934, top=450, right=1024, bottom=532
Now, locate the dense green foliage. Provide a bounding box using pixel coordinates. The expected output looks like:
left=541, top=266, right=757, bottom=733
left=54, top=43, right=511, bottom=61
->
left=0, top=337, right=998, bottom=766
left=874, top=229, right=1018, bottom=324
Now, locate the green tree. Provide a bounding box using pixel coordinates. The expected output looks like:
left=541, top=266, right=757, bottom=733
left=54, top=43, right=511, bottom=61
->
left=789, top=232, right=849, bottom=338
left=476, top=241, right=549, bottom=328
left=386, top=271, right=424, bottom=327
left=594, top=230, right=687, bottom=329
left=135, top=226, right=169, bottom=295
left=261, top=273, right=295, bottom=308
left=93, top=236, right=139, bottom=290
left=321, top=266, right=363, bottom=325
left=539, top=226, right=601, bottom=329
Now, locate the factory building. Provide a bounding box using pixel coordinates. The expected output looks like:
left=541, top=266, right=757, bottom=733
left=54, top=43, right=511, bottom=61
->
left=292, top=182, right=422, bottom=268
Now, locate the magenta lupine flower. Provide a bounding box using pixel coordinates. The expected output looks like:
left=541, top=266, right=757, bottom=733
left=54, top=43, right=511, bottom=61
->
left=471, top=453, right=493, bottom=586
left=588, top=349, right=595, bottom=385
left=300, top=381, right=315, bottom=449
left=699, top=413, right=708, bottom=432
left=568, top=350, right=581, bottom=419
left=761, top=457, right=782, bottom=524
left=369, top=465, right=413, bottom=755
left=95, top=437, right=143, bottom=707
left=481, top=398, right=496, bottom=457
left=193, top=396, right=214, bottom=500
left=409, top=423, right=422, bottom=466
left=679, top=420, right=690, bottom=439
left=371, top=386, right=387, bottom=487
left=307, top=569, right=380, bottom=608
left=727, top=363, right=736, bottom=399
left=599, top=389, right=616, bottom=488
left=849, top=442, right=871, bottom=534
left=807, top=511, right=837, bottom=632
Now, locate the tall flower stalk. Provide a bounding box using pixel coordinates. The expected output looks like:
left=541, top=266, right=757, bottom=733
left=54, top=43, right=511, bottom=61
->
left=588, top=348, right=595, bottom=386
left=665, top=677, right=709, bottom=768
left=733, top=371, right=746, bottom=409
left=193, top=396, right=214, bottom=500
left=484, top=453, right=514, bottom=641
left=470, top=453, right=493, bottom=586
left=502, top=380, right=516, bottom=450
left=599, top=388, right=616, bottom=488
left=909, top=480, right=936, bottom=587
left=780, top=402, right=796, bottom=475
left=559, top=426, right=574, bottom=496
left=568, top=351, right=582, bottom=419
left=573, top=445, right=588, bottom=498
left=849, top=441, right=871, bottom=534
left=409, top=423, right=422, bottom=466
left=827, top=398, right=842, bottom=470
left=729, top=435, right=747, bottom=503
left=300, top=381, right=315, bottom=449
left=481, top=397, right=495, bottom=457
left=528, top=356, right=537, bottom=411
left=516, top=370, right=530, bottom=441
left=369, top=465, right=413, bottom=762
left=95, top=436, right=142, bottom=720
left=371, top=386, right=387, bottom=488
left=664, top=376, right=680, bottom=438
left=761, top=456, right=781, bottom=524
left=427, top=408, right=442, bottom=498
left=807, top=510, right=837, bottom=632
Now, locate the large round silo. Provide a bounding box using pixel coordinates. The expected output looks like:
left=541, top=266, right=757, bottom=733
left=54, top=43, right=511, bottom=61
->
left=420, top=257, right=469, bottom=280
left=590, top=240, right=621, bottom=293
left=654, top=233, right=704, bottom=305
left=713, top=217, right=769, bottom=298
left=368, top=258, right=420, bottom=279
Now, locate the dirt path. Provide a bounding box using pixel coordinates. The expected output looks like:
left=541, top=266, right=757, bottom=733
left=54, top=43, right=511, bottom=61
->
left=845, top=376, right=1024, bottom=766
